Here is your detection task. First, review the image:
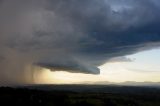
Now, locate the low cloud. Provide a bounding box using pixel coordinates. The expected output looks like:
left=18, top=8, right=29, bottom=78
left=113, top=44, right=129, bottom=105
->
left=108, top=57, right=134, bottom=63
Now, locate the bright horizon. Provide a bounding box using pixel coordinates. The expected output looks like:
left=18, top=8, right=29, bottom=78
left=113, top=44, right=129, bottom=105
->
left=33, top=48, right=160, bottom=84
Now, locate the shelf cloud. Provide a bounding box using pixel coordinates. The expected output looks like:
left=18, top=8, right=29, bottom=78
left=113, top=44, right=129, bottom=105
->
left=0, top=0, right=160, bottom=85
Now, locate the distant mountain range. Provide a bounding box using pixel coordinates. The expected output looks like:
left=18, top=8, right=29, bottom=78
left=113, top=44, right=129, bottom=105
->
left=119, top=81, right=160, bottom=87
left=80, top=81, right=160, bottom=87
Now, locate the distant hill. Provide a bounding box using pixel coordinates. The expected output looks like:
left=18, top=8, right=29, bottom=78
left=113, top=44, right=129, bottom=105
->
left=80, top=81, right=160, bottom=87
left=118, top=81, right=160, bottom=87
left=19, top=84, right=160, bottom=95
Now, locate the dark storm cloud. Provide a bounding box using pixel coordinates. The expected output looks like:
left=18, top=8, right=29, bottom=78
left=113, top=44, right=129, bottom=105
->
left=0, top=0, right=160, bottom=84
left=0, top=56, right=4, bottom=61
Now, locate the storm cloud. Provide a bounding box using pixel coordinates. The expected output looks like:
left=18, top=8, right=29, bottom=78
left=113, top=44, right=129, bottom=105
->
left=0, top=0, right=160, bottom=85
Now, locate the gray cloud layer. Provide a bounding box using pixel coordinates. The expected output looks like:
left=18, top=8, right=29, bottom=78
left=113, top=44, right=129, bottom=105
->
left=0, top=0, right=160, bottom=85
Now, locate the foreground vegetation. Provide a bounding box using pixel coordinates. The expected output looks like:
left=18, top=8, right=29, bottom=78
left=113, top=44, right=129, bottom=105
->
left=0, top=86, right=160, bottom=106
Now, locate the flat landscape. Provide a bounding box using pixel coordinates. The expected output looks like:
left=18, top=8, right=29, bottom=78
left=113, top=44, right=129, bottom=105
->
left=0, top=85, right=160, bottom=106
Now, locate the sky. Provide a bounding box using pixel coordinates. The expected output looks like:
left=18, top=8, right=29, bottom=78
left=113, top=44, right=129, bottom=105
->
left=0, top=0, right=160, bottom=85
left=34, top=48, right=160, bottom=84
